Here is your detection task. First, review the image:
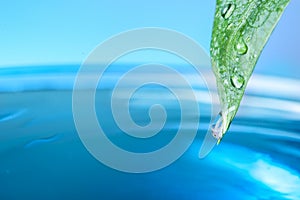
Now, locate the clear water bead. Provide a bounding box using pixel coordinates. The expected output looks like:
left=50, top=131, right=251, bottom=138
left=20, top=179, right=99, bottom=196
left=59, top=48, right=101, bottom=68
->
left=221, top=3, right=235, bottom=19
left=231, top=74, right=245, bottom=89
left=236, top=38, right=248, bottom=55
left=210, top=113, right=224, bottom=140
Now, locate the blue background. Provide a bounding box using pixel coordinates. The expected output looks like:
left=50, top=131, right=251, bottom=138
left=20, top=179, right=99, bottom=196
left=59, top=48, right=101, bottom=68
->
left=1, top=1, right=300, bottom=200
left=0, top=0, right=299, bottom=77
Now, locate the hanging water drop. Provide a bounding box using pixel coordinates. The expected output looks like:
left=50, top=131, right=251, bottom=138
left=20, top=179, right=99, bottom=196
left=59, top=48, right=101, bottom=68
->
left=210, top=112, right=224, bottom=140
left=199, top=112, right=224, bottom=158
left=221, top=3, right=235, bottom=19
left=231, top=74, right=245, bottom=89
left=236, top=38, right=248, bottom=55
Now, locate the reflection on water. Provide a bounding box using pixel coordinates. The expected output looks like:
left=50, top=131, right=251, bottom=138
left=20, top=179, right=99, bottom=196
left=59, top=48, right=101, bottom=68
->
left=0, top=65, right=299, bottom=199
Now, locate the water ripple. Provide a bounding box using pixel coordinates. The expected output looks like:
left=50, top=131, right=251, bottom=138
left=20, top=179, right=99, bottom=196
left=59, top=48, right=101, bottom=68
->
left=24, top=134, right=61, bottom=149
left=0, top=109, right=27, bottom=122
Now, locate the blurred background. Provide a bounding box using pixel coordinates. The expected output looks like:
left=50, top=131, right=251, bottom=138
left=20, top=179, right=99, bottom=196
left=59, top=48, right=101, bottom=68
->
left=0, top=1, right=300, bottom=199
left=0, top=0, right=299, bottom=76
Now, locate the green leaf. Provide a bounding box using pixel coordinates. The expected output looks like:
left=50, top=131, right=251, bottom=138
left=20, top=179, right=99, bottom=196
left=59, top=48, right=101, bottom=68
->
left=210, top=0, right=290, bottom=139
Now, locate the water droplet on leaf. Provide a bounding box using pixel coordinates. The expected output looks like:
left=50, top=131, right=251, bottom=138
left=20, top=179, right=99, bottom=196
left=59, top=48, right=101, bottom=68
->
left=231, top=74, right=245, bottom=89
left=199, top=112, right=224, bottom=158
left=236, top=38, right=248, bottom=55
left=210, top=112, right=224, bottom=140
left=221, top=3, right=235, bottom=19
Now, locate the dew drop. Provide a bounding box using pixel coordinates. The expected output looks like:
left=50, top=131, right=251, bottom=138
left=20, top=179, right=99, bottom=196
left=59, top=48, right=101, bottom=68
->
left=221, top=3, right=235, bottom=19
left=199, top=112, right=224, bottom=158
left=210, top=112, right=224, bottom=140
left=231, top=74, right=245, bottom=89
left=236, top=38, right=248, bottom=55
left=250, top=53, right=258, bottom=60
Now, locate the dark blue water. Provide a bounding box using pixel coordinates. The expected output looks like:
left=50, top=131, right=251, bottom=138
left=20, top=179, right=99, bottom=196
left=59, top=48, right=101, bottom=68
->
left=0, top=64, right=299, bottom=199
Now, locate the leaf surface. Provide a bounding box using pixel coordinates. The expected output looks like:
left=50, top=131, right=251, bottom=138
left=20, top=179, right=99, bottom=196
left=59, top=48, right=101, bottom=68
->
left=210, top=0, right=290, bottom=138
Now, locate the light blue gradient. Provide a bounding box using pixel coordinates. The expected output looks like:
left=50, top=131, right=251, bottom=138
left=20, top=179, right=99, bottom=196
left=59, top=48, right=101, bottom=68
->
left=1, top=1, right=300, bottom=199
left=0, top=0, right=214, bottom=66
left=1, top=0, right=299, bottom=72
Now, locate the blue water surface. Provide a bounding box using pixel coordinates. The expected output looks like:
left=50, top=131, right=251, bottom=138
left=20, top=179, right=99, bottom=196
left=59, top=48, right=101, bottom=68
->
left=0, top=64, right=299, bottom=200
